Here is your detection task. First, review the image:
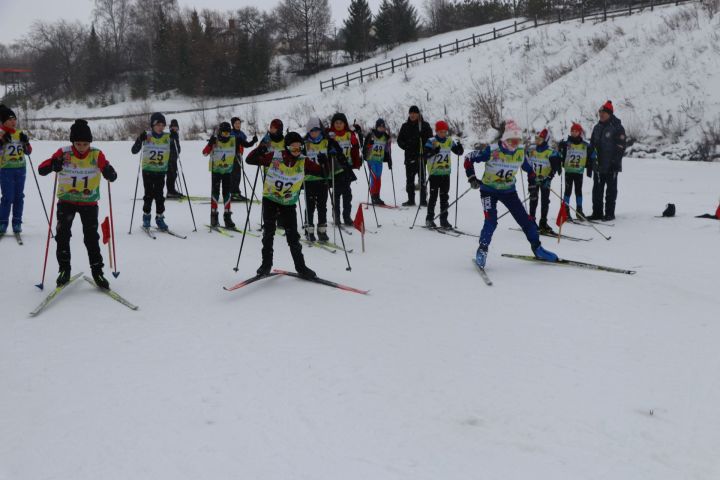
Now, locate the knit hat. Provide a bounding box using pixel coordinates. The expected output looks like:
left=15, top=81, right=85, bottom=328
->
left=305, top=116, right=323, bottom=133
left=375, top=118, right=386, bottom=129
left=150, top=112, right=166, bottom=127
left=435, top=120, right=449, bottom=132
left=170, top=119, right=179, bottom=128
left=218, top=121, right=232, bottom=133
left=501, top=120, right=522, bottom=141
left=599, top=100, right=614, bottom=114
left=270, top=118, right=283, bottom=133
left=408, top=105, right=420, bottom=114
left=231, top=117, right=241, bottom=126
left=570, top=122, right=584, bottom=136
left=0, top=104, right=16, bottom=123
left=536, top=128, right=549, bottom=141
left=331, top=112, right=349, bottom=129
left=70, top=119, right=93, bottom=143
left=284, top=131, right=303, bottom=148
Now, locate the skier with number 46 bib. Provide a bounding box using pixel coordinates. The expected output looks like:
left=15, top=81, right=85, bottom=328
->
left=464, top=120, right=557, bottom=268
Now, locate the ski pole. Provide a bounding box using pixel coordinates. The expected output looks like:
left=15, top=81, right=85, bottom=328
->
left=297, top=184, right=305, bottom=232
left=433, top=185, right=472, bottom=221
left=327, top=173, right=352, bottom=271
left=498, top=193, right=530, bottom=221
left=389, top=163, right=397, bottom=207
left=176, top=139, right=197, bottom=232
left=409, top=173, right=432, bottom=229
left=454, top=153, right=460, bottom=228
left=549, top=187, right=611, bottom=240
left=331, top=158, right=336, bottom=244
left=107, top=181, right=119, bottom=278
left=25, top=154, right=53, bottom=237
left=128, top=152, right=142, bottom=234
left=36, top=174, right=57, bottom=290
left=233, top=164, right=261, bottom=272
left=362, top=160, right=380, bottom=227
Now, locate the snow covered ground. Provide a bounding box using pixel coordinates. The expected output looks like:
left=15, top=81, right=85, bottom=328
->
left=1, top=141, right=719, bottom=479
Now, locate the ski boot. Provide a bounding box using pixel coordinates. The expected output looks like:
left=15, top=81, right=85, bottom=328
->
left=538, top=219, right=555, bottom=234
left=224, top=212, right=236, bottom=229
left=295, top=263, right=317, bottom=280
left=575, top=206, right=586, bottom=221
left=142, top=213, right=151, bottom=229
left=532, top=243, right=558, bottom=262
left=586, top=211, right=603, bottom=221
left=343, top=216, right=353, bottom=227
left=475, top=245, right=489, bottom=268
left=156, top=215, right=169, bottom=231
left=91, top=265, right=110, bottom=290
left=371, top=195, right=386, bottom=206
left=56, top=265, right=71, bottom=287
left=0, top=222, right=7, bottom=235
left=210, top=210, right=219, bottom=227
left=402, top=199, right=416, bottom=207
left=256, top=254, right=273, bottom=276
left=603, top=213, right=615, bottom=221
left=305, top=224, right=316, bottom=242
left=232, top=193, right=249, bottom=202
left=425, top=218, right=437, bottom=229
left=317, top=224, right=329, bottom=242
left=440, top=219, right=453, bottom=230
left=12, top=221, right=21, bottom=233
left=166, top=190, right=182, bottom=199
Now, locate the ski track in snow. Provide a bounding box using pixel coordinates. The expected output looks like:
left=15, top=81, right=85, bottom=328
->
left=1, top=141, right=719, bottom=479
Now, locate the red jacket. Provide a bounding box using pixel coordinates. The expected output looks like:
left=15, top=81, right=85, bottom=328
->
left=328, top=127, right=361, bottom=169
left=246, top=146, right=324, bottom=176
left=202, top=137, right=244, bottom=157
left=39, top=146, right=113, bottom=206
left=0, top=126, right=32, bottom=154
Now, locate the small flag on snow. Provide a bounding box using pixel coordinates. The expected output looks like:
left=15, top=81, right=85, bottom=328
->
left=101, top=217, right=111, bottom=244
left=353, top=204, right=365, bottom=252
left=556, top=201, right=568, bottom=227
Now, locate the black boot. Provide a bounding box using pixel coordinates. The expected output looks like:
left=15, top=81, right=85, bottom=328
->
left=224, top=212, right=236, bottom=229
left=371, top=195, right=385, bottom=206
left=91, top=265, right=110, bottom=290
left=256, top=251, right=272, bottom=276
left=402, top=195, right=415, bottom=207
left=210, top=210, right=219, bottom=227
left=587, top=211, right=604, bottom=221
left=295, top=262, right=317, bottom=279
left=56, top=265, right=71, bottom=287
left=317, top=224, right=329, bottom=242
left=425, top=218, right=437, bottom=228
left=304, top=224, right=316, bottom=242
left=343, top=216, right=353, bottom=227
left=539, top=219, right=555, bottom=234
left=440, top=218, right=452, bottom=230
left=575, top=206, right=585, bottom=221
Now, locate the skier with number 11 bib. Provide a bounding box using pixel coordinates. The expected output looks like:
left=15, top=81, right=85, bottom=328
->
left=464, top=120, right=557, bottom=268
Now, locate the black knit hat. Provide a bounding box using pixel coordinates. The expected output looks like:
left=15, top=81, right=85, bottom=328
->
left=231, top=117, right=241, bottom=126
left=219, top=121, right=232, bottom=133
left=408, top=105, right=420, bottom=114
left=70, top=119, right=93, bottom=143
left=284, top=131, right=303, bottom=147
left=331, top=112, right=349, bottom=128
left=0, top=104, right=17, bottom=123
left=170, top=119, right=179, bottom=128
left=150, top=112, right=166, bottom=127
left=375, top=118, right=386, bottom=128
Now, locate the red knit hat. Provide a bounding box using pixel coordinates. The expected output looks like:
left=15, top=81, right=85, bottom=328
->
left=570, top=122, right=584, bottom=136
left=536, top=128, right=549, bottom=141
left=435, top=120, right=449, bottom=132
left=599, top=100, right=614, bottom=114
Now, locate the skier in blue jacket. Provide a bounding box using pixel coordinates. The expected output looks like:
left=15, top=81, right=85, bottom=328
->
left=464, top=120, right=558, bottom=268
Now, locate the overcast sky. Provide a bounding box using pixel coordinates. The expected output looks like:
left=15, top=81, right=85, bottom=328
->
left=0, top=0, right=421, bottom=45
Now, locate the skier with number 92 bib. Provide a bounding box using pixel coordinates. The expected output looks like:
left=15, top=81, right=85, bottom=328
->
left=246, top=131, right=329, bottom=279
left=464, top=120, right=558, bottom=268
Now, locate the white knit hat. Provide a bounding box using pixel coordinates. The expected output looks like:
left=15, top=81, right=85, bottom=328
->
left=501, top=120, right=523, bottom=141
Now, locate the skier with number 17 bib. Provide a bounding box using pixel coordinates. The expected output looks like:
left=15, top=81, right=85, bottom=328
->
left=464, top=120, right=557, bottom=268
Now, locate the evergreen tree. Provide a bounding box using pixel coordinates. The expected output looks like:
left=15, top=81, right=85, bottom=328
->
left=343, top=0, right=374, bottom=60
left=393, top=0, right=419, bottom=43
left=152, top=8, right=175, bottom=92
left=83, top=25, right=105, bottom=95
left=373, top=0, right=395, bottom=49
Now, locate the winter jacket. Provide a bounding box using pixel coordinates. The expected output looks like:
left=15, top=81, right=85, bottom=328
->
left=589, top=115, right=626, bottom=174
left=131, top=130, right=180, bottom=158
left=557, top=136, right=596, bottom=176
left=38, top=146, right=117, bottom=206
left=397, top=117, right=433, bottom=165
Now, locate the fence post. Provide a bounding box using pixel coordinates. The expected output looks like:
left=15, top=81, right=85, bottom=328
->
left=582, top=1, right=585, bottom=22
left=360, top=68, right=364, bottom=84
left=514, top=21, right=517, bottom=32
left=406, top=53, right=409, bottom=68
left=391, top=58, right=395, bottom=73
left=493, top=27, right=496, bottom=39
left=346, top=72, right=350, bottom=87
left=423, top=48, right=427, bottom=63
left=651, top=0, right=654, bottom=10
left=535, top=16, right=538, bottom=27
left=558, top=12, right=562, bottom=23
left=604, top=0, right=607, bottom=20
left=472, top=33, right=476, bottom=46
left=375, top=63, right=379, bottom=79
left=456, top=39, right=460, bottom=53
left=439, top=44, right=443, bottom=58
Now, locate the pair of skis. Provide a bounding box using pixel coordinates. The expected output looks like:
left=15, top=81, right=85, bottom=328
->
left=0, top=232, right=23, bottom=245
left=509, top=227, right=591, bottom=242
left=142, top=227, right=187, bottom=240
left=423, top=226, right=479, bottom=238
left=223, top=269, right=369, bottom=295
left=30, top=273, right=139, bottom=317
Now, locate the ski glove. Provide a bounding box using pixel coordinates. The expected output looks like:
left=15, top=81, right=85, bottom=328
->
left=102, top=164, right=118, bottom=182
left=468, top=176, right=481, bottom=189
left=1, top=132, right=10, bottom=143
left=52, top=155, right=64, bottom=172
left=586, top=168, right=593, bottom=178
left=136, top=132, right=147, bottom=144
left=251, top=135, right=258, bottom=144
left=19, top=132, right=29, bottom=144
left=208, top=135, right=217, bottom=146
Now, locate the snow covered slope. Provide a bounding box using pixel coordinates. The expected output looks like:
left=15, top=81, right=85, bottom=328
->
left=1, top=141, right=719, bottom=479
left=27, top=2, right=720, bottom=160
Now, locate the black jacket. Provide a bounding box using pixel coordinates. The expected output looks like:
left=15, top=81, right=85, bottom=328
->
left=397, top=117, right=432, bottom=164
left=589, top=115, right=626, bottom=174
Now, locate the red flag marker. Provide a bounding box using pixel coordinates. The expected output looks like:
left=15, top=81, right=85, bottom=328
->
left=353, top=204, right=365, bottom=252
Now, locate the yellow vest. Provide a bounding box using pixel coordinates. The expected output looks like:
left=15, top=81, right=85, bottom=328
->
left=142, top=133, right=172, bottom=173
left=0, top=130, right=26, bottom=169
left=57, top=147, right=103, bottom=203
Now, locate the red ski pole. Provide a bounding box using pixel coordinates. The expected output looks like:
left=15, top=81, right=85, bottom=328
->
left=36, top=174, right=58, bottom=290
left=107, top=181, right=119, bottom=278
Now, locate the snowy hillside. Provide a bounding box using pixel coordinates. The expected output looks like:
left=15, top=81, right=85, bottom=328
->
left=26, top=2, right=720, bottom=160
left=1, top=140, right=719, bottom=479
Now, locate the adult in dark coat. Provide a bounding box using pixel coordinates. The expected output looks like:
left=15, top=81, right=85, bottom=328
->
left=397, top=106, right=432, bottom=206
left=588, top=100, right=626, bottom=221
left=166, top=119, right=182, bottom=197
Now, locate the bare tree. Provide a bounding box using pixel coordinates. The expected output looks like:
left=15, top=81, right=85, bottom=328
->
left=93, top=0, right=132, bottom=60
left=28, top=20, right=87, bottom=94
left=276, top=0, right=332, bottom=72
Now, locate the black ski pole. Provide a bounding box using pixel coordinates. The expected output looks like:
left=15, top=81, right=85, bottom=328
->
left=328, top=157, right=351, bottom=271
left=128, top=152, right=142, bottom=234
left=176, top=138, right=197, bottom=232
left=361, top=160, right=381, bottom=227
left=409, top=174, right=432, bottom=229
left=25, top=154, right=53, bottom=238
left=433, top=185, right=473, bottom=221
left=233, top=164, right=261, bottom=272
left=389, top=163, right=397, bottom=207
left=454, top=154, right=460, bottom=228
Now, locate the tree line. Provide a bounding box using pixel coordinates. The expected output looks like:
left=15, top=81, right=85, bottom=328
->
left=0, top=0, right=607, bottom=104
